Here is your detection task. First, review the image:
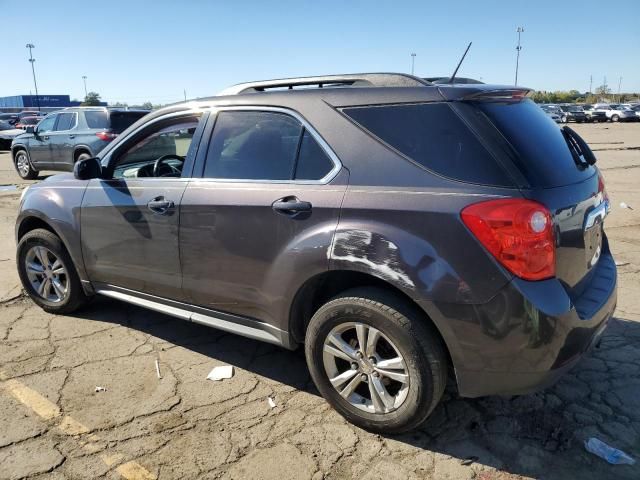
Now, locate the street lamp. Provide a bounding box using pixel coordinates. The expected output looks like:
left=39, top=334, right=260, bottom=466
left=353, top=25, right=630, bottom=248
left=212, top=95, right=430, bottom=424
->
left=82, top=76, right=88, bottom=98
left=25, top=43, right=41, bottom=111
left=410, top=53, right=416, bottom=75
left=514, top=27, right=524, bottom=86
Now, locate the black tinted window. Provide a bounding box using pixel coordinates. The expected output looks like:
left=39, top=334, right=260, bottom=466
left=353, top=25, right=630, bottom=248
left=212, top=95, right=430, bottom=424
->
left=343, top=103, right=512, bottom=186
left=478, top=99, right=594, bottom=187
left=109, top=111, right=148, bottom=133
left=84, top=111, right=109, bottom=129
left=55, top=113, right=76, bottom=131
left=295, top=131, right=334, bottom=180
left=204, top=111, right=302, bottom=180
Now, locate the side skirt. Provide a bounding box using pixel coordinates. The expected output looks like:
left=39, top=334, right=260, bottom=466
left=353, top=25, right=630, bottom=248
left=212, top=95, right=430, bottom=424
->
left=93, top=283, right=296, bottom=350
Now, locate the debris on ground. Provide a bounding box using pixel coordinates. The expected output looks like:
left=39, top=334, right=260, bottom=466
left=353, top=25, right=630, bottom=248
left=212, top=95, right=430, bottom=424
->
left=94, top=386, right=107, bottom=393
left=619, top=202, right=634, bottom=210
left=584, top=437, right=636, bottom=465
left=268, top=396, right=276, bottom=409
left=460, top=456, right=478, bottom=466
left=155, top=359, right=162, bottom=379
left=206, top=365, right=234, bottom=381
left=615, top=261, right=630, bottom=267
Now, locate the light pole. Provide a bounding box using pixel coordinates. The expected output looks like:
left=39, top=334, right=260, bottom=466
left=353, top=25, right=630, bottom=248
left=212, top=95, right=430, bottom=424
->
left=82, top=76, right=88, bottom=98
left=26, top=43, right=41, bottom=111
left=514, top=27, right=524, bottom=86
left=617, top=76, right=622, bottom=102
left=410, top=53, right=416, bottom=75
left=589, top=75, right=593, bottom=95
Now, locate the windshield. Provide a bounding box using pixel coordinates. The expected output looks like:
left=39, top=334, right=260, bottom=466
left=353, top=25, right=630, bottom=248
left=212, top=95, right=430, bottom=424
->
left=477, top=99, right=595, bottom=188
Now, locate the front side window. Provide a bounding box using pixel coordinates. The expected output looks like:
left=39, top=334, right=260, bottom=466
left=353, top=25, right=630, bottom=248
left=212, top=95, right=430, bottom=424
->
left=204, top=110, right=335, bottom=181
left=54, top=113, right=76, bottom=131
left=36, top=115, right=56, bottom=133
left=112, top=116, right=201, bottom=179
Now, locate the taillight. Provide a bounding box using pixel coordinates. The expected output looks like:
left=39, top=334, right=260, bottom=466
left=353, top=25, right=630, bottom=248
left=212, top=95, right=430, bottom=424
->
left=461, top=199, right=555, bottom=281
left=95, top=131, right=117, bottom=141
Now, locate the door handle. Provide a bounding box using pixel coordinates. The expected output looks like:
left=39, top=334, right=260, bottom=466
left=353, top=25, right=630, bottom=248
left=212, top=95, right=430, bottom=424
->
left=147, top=196, right=175, bottom=215
left=272, top=197, right=312, bottom=218
left=69, top=134, right=75, bottom=139
left=43, top=136, right=49, bottom=140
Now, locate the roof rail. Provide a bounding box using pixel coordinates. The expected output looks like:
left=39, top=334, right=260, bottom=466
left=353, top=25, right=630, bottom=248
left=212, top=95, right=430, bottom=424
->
left=218, top=73, right=432, bottom=95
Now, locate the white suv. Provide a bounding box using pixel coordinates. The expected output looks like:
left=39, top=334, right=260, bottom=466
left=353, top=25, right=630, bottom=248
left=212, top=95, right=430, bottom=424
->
left=594, top=103, right=637, bottom=122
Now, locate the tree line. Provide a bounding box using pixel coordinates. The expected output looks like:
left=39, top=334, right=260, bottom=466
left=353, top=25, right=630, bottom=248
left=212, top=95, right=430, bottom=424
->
left=530, top=85, right=639, bottom=104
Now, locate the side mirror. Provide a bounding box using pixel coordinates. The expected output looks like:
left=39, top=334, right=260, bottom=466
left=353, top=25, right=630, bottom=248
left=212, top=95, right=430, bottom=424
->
left=25, top=126, right=35, bottom=134
left=74, top=157, right=102, bottom=180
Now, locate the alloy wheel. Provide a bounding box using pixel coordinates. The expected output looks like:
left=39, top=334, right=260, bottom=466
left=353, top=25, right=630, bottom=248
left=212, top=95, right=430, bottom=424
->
left=322, top=322, right=410, bottom=414
left=24, top=246, right=68, bottom=303
left=16, top=152, right=31, bottom=177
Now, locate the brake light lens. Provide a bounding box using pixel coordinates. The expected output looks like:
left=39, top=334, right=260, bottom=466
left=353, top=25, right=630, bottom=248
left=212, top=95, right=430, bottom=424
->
left=461, top=199, right=555, bottom=281
left=95, top=131, right=117, bottom=141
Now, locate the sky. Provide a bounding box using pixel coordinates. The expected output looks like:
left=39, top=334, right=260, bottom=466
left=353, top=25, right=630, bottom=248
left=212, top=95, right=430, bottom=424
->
left=1, top=0, right=639, bottom=105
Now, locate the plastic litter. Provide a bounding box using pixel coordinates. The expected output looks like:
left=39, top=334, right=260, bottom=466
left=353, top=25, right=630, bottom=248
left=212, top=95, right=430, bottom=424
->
left=94, top=386, right=107, bottom=393
left=267, top=397, right=276, bottom=409
left=619, top=202, right=634, bottom=210
left=584, top=437, right=636, bottom=465
left=155, top=359, right=162, bottom=379
left=615, top=261, right=630, bottom=267
left=206, top=365, right=234, bottom=381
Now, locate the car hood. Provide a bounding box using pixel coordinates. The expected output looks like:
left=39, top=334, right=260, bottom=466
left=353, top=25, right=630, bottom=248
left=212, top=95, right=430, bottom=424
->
left=43, top=172, right=77, bottom=183
left=0, top=129, right=27, bottom=139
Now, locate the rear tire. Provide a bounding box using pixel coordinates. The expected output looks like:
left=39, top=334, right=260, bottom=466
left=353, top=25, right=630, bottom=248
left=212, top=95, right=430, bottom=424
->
left=14, top=149, right=39, bottom=180
left=611, top=114, right=619, bottom=122
left=76, top=152, right=91, bottom=162
left=17, top=229, right=89, bottom=314
left=305, top=287, right=447, bottom=433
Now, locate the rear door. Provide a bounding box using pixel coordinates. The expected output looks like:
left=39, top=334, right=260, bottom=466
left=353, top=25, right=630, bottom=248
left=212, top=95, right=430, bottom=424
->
left=49, top=111, right=78, bottom=168
left=180, top=107, right=346, bottom=329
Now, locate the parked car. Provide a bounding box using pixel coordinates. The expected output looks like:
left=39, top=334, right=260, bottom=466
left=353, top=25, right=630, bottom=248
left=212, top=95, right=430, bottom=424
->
left=15, top=73, right=616, bottom=433
left=15, top=116, right=41, bottom=130
left=582, top=104, right=607, bottom=123
left=540, top=105, right=562, bottom=123
left=541, top=104, right=563, bottom=117
left=629, top=104, right=640, bottom=120
left=0, top=120, right=26, bottom=150
left=594, top=104, right=636, bottom=122
left=558, top=104, right=587, bottom=123
left=10, top=107, right=149, bottom=179
left=0, top=113, right=19, bottom=125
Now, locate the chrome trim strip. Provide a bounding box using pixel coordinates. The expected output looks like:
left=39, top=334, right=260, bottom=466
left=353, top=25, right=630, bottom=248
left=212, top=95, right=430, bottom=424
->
left=585, top=201, right=608, bottom=230
left=94, top=285, right=292, bottom=348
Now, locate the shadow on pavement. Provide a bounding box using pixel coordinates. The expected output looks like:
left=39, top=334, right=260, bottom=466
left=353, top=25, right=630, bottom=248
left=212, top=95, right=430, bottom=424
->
left=73, top=297, right=640, bottom=480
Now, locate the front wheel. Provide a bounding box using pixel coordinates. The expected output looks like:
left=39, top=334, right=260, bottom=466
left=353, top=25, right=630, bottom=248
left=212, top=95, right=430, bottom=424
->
left=305, top=288, right=447, bottom=433
left=611, top=114, right=619, bottom=122
left=14, top=150, right=39, bottom=180
left=17, top=229, right=90, bottom=314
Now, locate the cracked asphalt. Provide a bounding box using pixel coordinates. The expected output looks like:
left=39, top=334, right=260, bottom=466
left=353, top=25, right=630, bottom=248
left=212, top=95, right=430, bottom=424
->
left=0, top=123, right=639, bottom=480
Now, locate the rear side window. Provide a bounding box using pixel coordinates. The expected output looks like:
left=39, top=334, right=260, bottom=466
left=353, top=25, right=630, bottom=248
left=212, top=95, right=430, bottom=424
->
left=204, top=111, right=336, bottom=181
left=84, top=111, right=109, bottom=129
left=343, top=103, right=512, bottom=186
left=294, top=131, right=334, bottom=180
left=477, top=99, right=594, bottom=187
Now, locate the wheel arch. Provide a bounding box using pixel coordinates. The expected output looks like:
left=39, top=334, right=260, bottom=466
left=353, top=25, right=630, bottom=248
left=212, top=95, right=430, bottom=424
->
left=289, top=269, right=457, bottom=375
left=73, top=145, right=93, bottom=161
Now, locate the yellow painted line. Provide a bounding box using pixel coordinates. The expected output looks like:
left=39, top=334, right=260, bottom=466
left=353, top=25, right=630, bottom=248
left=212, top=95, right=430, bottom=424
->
left=1, top=372, right=157, bottom=480
left=3, top=378, right=61, bottom=420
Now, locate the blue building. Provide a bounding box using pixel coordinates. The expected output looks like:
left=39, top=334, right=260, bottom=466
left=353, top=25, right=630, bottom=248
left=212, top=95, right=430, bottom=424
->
left=0, top=95, right=106, bottom=110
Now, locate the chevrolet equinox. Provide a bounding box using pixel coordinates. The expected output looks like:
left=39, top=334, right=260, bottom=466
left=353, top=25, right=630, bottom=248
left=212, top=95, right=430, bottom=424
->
left=15, top=73, right=617, bottom=433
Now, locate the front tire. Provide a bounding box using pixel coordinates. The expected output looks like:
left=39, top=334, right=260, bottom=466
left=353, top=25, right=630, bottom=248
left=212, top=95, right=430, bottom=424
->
left=305, top=288, right=447, bottom=433
left=611, top=114, right=619, bottom=122
left=14, top=149, right=39, bottom=180
left=17, top=229, right=89, bottom=314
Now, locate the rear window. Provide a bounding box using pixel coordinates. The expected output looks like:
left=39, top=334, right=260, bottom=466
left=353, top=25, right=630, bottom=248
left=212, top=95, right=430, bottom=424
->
left=342, top=103, right=513, bottom=186
left=477, top=99, right=595, bottom=187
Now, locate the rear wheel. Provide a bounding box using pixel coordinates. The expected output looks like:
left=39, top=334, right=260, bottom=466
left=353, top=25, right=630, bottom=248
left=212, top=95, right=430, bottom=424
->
left=611, top=114, right=619, bottom=122
left=561, top=115, right=568, bottom=123
left=76, top=152, right=91, bottom=162
left=305, top=288, right=447, bottom=433
left=14, top=150, right=39, bottom=180
left=17, top=229, right=89, bottom=314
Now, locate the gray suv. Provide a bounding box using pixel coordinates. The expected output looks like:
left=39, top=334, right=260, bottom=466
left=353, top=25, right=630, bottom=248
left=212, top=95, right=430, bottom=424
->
left=15, top=74, right=617, bottom=433
left=10, top=107, right=148, bottom=179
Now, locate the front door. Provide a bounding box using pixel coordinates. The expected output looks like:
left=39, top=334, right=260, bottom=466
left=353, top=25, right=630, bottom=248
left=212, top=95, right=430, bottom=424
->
left=28, top=113, right=57, bottom=166
left=81, top=112, right=205, bottom=301
left=180, top=108, right=346, bottom=328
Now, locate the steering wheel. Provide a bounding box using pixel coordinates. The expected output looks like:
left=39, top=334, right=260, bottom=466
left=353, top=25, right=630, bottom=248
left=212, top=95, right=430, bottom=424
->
left=153, top=154, right=184, bottom=177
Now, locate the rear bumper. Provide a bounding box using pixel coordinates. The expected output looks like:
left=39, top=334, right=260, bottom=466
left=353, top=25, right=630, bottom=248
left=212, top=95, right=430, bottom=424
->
left=427, top=249, right=617, bottom=398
